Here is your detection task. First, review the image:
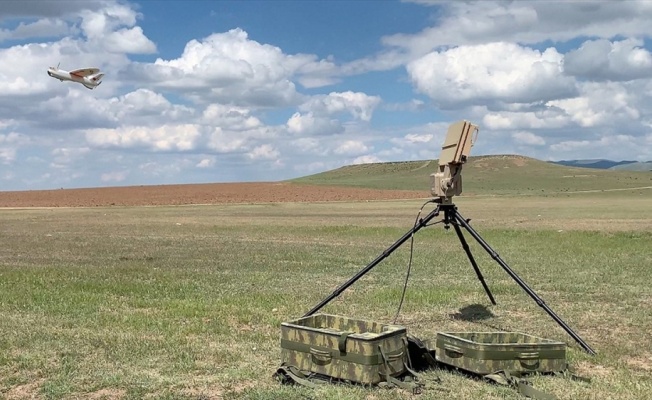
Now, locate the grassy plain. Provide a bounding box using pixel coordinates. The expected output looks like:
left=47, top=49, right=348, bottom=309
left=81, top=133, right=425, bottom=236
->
left=1, top=190, right=651, bottom=399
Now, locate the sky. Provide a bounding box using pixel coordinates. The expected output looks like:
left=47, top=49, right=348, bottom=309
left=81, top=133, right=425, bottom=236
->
left=1, top=0, right=652, bottom=191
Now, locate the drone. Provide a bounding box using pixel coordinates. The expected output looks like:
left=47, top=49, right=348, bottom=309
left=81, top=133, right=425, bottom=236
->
left=47, top=63, right=105, bottom=90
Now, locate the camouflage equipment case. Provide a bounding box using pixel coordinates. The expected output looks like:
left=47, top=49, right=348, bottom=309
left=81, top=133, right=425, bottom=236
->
left=433, top=332, right=567, bottom=375
left=280, top=313, right=410, bottom=385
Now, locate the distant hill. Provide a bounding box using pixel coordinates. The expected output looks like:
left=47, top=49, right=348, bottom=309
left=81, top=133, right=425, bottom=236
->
left=291, top=155, right=652, bottom=195
left=609, top=162, right=652, bottom=172
left=549, top=159, right=639, bottom=169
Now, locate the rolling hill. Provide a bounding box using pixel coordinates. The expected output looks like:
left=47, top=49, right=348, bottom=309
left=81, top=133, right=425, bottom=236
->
left=549, top=159, right=638, bottom=169
left=291, top=155, right=652, bottom=196
left=549, top=159, right=652, bottom=171
left=609, top=161, right=652, bottom=172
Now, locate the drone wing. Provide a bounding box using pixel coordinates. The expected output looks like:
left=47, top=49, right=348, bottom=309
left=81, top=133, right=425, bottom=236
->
left=69, top=68, right=100, bottom=78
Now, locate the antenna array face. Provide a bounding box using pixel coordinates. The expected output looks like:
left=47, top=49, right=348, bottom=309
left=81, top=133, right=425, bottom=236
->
left=430, top=120, right=479, bottom=202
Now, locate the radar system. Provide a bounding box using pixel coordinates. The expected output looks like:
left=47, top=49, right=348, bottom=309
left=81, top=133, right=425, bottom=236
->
left=303, top=120, right=596, bottom=355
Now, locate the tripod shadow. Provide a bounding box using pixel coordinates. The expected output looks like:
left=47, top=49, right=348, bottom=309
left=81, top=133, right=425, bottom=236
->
left=448, top=303, right=514, bottom=332
left=448, top=303, right=494, bottom=322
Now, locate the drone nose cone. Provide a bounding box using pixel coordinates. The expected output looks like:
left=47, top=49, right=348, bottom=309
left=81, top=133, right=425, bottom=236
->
left=47, top=71, right=52, bottom=77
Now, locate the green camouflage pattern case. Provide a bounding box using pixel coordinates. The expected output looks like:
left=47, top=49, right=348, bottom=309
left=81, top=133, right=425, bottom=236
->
left=280, top=314, right=409, bottom=385
left=432, top=332, right=567, bottom=375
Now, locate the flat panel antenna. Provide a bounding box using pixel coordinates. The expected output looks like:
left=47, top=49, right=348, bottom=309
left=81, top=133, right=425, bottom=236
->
left=431, top=120, right=479, bottom=203
left=438, top=120, right=478, bottom=164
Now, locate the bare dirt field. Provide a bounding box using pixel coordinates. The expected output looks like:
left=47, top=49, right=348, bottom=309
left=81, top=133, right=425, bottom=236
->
left=0, top=182, right=428, bottom=207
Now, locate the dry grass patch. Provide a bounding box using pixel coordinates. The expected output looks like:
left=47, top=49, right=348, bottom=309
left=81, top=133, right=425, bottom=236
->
left=4, top=379, right=45, bottom=400
left=86, top=388, right=127, bottom=399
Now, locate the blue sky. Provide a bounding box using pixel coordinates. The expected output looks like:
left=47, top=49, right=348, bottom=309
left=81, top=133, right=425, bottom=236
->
left=1, top=0, right=652, bottom=190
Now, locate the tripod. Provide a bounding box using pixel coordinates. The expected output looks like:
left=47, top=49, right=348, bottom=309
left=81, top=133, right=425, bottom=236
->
left=303, top=200, right=596, bottom=355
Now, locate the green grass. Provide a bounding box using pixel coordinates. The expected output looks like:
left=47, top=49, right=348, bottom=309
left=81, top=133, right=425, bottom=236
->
left=290, top=155, right=652, bottom=195
left=1, top=192, right=651, bottom=399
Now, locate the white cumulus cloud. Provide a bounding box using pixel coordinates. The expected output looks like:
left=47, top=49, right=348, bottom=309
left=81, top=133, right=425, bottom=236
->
left=287, top=112, right=344, bottom=136
left=201, top=104, right=262, bottom=130
left=103, top=26, right=156, bottom=54
left=334, top=140, right=369, bottom=155
left=79, top=3, right=156, bottom=54
left=148, top=28, right=335, bottom=106
left=299, top=91, right=382, bottom=121
left=549, top=134, right=652, bottom=161
left=564, top=38, right=652, bottom=82
left=548, top=82, right=640, bottom=128
left=482, top=109, right=570, bottom=130
left=86, top=124, right=202, bottom=152
left=384, top=1, right=652, bottom=58
left=196, top=158, right=215, bottom=168
left=353, top=155, right=382, bottom=164
left=246, top=144, right=279, bottom=160
left=0, top=18, right=72, bottom=42
left=407, top=42, right=576, bottom=107
left=405, top=133, right=433, bottom=143
left=207, top=127, right=249, bottom=153
left=511, top=131, right=545, bottom=146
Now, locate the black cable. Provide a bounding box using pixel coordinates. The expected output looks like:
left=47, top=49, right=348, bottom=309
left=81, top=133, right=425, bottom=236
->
left=392, top=199, right=439, bottom=324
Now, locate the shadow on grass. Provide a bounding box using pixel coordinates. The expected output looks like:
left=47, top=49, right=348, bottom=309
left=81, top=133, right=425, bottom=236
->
left=448, top=303, right=494, bottom=322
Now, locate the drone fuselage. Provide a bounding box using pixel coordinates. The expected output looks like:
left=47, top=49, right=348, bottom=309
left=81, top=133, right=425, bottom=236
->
left=47, top=67, right=103, bottom=90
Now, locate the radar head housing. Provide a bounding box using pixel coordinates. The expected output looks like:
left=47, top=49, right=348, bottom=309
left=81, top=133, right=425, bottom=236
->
left=430, top=120, right=479, bottom=203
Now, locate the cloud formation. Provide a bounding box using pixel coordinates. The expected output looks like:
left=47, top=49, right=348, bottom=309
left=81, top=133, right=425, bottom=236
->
left=1, top=0, right=652, bottom=190
left=407, top=42, right=576, bottom=108
left=389, top=1, right=652, bottom=56
left=564, top=38, right=652, bottom=82
left=139, top=28, right=338, bottom=106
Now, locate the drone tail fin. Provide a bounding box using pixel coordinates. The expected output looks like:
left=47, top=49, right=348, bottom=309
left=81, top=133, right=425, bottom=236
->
left=91, top=73, right=105, bottom=83
left=83, top=73, right=104, bottom=90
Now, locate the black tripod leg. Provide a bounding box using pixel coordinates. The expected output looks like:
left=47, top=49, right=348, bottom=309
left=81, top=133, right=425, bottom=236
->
left=453, top=210, right=596, bottom=355
left=303, top=204, right=440, bottom=317
left=451, top=221, right=497, bottom=305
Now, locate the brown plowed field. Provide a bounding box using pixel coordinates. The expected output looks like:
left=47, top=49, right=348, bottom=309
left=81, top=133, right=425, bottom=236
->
left=0, top=182, right=428, bottom=207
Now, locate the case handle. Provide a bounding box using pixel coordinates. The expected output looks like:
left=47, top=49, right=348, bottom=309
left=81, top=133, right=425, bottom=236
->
left=338, top=331, right=352, bottom=353
left=443, top=344, right=464, bottom=357
left=517, top=352, right=540, bottom=370
left=517, top=352, right=540, bottom=360
left=310, top=347, right=332, bottom=362
left=385, top=350, right=404, bottom=361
